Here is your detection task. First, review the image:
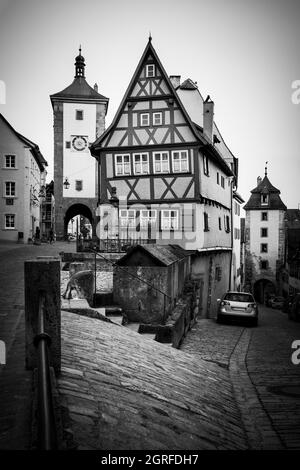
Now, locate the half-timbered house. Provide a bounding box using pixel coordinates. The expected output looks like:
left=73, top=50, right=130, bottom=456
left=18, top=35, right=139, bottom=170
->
left=90, top=38, right=240, bottom=318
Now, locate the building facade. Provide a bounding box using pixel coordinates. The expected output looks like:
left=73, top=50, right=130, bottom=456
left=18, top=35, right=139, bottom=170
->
left=0, top=113, right=47, bottom=242
left=91, top=39, right=241, bottom=318
left=244, top=168, right=287, bottom=302
left=231, top=191, right=245, bottom=291
left=50, top=48, right=109, bottom=240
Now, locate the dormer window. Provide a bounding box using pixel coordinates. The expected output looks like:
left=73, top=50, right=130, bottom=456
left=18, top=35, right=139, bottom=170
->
left=261, top=193, right=269, bottom=205
left=146, top=64, right=155, bottom=77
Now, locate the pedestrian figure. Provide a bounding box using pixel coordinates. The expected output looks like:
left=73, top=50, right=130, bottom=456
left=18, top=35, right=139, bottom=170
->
left=49, top=228, right=54, bottom=244
left=35, top=226, right=40, bottom=240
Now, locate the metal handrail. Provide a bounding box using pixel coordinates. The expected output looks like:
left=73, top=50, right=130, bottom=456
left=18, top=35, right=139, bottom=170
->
left=34, top=292, right=57, bottom=450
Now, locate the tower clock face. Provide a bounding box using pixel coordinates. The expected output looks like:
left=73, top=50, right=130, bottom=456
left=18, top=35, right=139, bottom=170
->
left=72, top=136, right=88, bottom=151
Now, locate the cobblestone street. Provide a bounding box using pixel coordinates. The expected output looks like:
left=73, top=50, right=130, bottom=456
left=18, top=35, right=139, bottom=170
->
left=0, top=242, right=300, bottom=449
left=180, top=306, right=300, bottom=449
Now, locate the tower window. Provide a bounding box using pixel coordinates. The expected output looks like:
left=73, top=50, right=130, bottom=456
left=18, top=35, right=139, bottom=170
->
left=75, top=180, right=83, bottom=191
left=261, top=193, right=269, bottom=205
left=146, top=64, right=155, bottom=77
left=76, top=110, right=84, bottom=120
left=260, top=260, right=269, bottom=270
left=261, top=211, right=268, bottom=221
left=261, top=228, right=268, bottom=237
left=260, top=243, right=268, bottom=253
left=65, top=141, right=71, bottom=149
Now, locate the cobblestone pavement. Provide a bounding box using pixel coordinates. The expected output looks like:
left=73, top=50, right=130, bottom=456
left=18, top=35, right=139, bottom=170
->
left=180, top=307, right=300, bottom=450
left=59, top=311, right=247, bottom=450
left=0, top=241, right=74, bottom=449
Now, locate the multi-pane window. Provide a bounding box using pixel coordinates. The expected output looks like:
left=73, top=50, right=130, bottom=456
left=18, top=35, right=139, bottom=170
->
left=140, top=113, right=150, bottom=126
left=115, top=154, right=131, bottom=175
left=119, top=209, right=136, bottom=228
left=5, top=214, right=15, bottom=229
left=140, top=210, right=157, bottom=228
left=204, top=212, right=209, bottom=232
left=153, top=112, right=162, bottom=125
left=203, top=155, right=209, bottom=176
left=76, top=110, right=83, bottom=120
left=261, top=212, right=268, bottom=221
left=261, top=194, right=269, bottom=205
left=172, top=150, right=189, bottom=173
left=75, top=180, right=83, bottom=191
left=133, top=153, right=149, bottom=174
left=161, top=210, right=179, bottom=230
left=261, top=228, right=268, bottom=237
left=154, top=152, right=169, bottom=173
left=261, top=243, right=268, bottom=253
left=146, top=64, right=155, bottom=77
left=5, top=155, right=16, bottom=168
left=5, top=181, right=16, bottom=197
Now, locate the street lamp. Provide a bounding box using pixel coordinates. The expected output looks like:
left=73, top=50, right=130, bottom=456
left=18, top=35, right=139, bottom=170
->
left=63, top=177, right=70, bottom=190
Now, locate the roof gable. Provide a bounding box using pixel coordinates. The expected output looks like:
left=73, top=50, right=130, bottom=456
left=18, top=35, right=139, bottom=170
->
left=91, top=39, right=202, bottom=151
left=116, top=244, right=187, bottom=267
left=244, top=175, right=286, bottom=211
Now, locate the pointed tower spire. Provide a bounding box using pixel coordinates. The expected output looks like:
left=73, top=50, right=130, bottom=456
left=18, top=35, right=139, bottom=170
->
left=75, top=46, right=85, bottom=78
left=265, top=161, right=268, bottom=176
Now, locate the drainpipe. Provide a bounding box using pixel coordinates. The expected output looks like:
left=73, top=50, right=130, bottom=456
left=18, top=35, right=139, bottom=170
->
left=229, top=178, right=234, bottom=291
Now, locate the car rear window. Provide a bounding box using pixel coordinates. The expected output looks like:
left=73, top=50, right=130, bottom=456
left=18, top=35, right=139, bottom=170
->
left=224, top=293, right=254, bottom=302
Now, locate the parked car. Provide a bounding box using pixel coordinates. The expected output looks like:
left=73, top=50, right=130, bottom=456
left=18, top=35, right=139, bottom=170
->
left=289, top=293, right=300, bottom=322
left=217, top=291, right=258, bottom=326
left=269, top=296, right=285, bottom=310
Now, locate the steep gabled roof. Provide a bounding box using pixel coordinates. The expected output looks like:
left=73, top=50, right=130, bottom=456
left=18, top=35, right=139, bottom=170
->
left=244, top=175, right=287, bottom=211
left=50, top=77, right=108, bottom=104
left=116, top=244, right=188, bottom=267
left=0, top=113, right=47, bottom=171
left=90, top=39, right=205, bottom=152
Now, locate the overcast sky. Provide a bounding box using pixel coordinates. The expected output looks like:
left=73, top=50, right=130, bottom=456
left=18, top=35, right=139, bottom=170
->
left=0, top=0, right=299, bottom=208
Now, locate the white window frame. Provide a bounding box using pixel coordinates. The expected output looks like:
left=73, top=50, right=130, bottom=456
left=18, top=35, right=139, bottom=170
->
left=5, top=181, right=16, bottom=197
left=146, top=64, right=155, bottom=77
left=153, top=112, right=162, bottom=126
left=119, top=209, right=136, bottom=228
left=153, top=152, right=169, bottom=174
left=261, top=194, right=269, bottom=205
left=5, top=213, right=15, bottom=229
left=133, top=153, right=149, bottom=175
left=140, top=210, right=157, bottom=229
left=161, top=209, right=179, bottom=230
left=115, top=154, right=131, bottom=176
left=171, top=150, right=189, bottom=173
left=140, top=113, right=150, bottom=126
left=4, top=155, right=16, bottom=169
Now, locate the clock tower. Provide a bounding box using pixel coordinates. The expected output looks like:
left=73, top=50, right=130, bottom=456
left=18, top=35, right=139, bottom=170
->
left=50, top=48, right=109, bottom=240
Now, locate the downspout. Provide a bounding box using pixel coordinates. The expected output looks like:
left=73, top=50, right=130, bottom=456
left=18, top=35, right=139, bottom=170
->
left=229, top=178, right=234, bottom=291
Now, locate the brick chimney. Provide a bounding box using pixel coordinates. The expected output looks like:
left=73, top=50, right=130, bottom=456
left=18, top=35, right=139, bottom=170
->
left=257, top=176, right=262, bottom=186
left=203, top=95, right=214, bottom=142
left=94, top=83, right=98, bottom=92
left=169, top=75, right=181, bottom=89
